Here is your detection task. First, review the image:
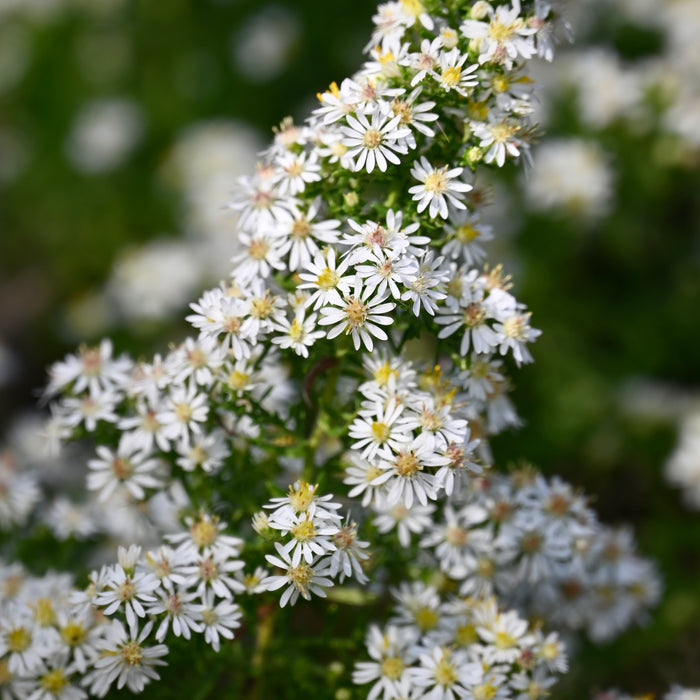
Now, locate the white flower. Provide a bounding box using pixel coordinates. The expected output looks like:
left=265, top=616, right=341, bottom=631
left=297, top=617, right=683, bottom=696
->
left=271, top=309, right=326, bottom=358
left=430, top=47, right=479, bottom=95
left=319, top=278, right=396, bottom=352
left=280, top=198, right=341, bottom=271
left=352, top=624, right=419, bottom=700
left=273, top=149, right=321, bottom=195
left=341, top=103, right=411, bottom=173
left=349, top=398, right=409, bottom=460
left=82, top=620, right=168, bottom=697
left=86, top=442, right=164, bottom=503
left=193, top=591, right=242, bottom=652
left=157, top=382, right=209, bottom=447
left=411, top=645, right=483, bottom=700
left=297, top=248, right=353, bottom=311
left=95, top=563, right=160, bottom=629
left=262, top=542, right=333, bottom=607
left=409, top=157, right=472, bottom=219
left=460, top=2, right=537, bottom=68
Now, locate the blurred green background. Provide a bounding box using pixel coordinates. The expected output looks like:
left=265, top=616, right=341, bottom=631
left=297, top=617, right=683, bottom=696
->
left=1, top=0, right=700, bottom=696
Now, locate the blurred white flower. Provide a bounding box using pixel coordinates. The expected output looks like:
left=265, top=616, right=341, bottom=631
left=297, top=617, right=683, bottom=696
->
left=524, top=138, right=614, bottom=219
left=66, top=97, right=144, bottom=173
left=231, top=5, right=300, bottom=83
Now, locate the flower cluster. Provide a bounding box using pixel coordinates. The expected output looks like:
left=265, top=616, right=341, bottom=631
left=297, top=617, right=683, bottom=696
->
left=258, top=481, right=370, bottom=605
left=353, top=584, right=567, bottom=700
left=0, top=0, right=668, bottom=697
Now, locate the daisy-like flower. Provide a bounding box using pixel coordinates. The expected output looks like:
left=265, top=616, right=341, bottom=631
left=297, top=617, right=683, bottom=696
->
left=148, top=589, right=203, bottom=643
left=372, top=500, right=436, bottom=548
left=341, top=103, right=411, bottom=173
left=443, top=212, right=494, bottom=265
left=262, top=542, right=333, bottom=607
left=273, top=149, right=322, bottom=195
left=280, top=199, right=341, bottom=272
left=264, top=481, right=343, bottom=526
left=275, top=510, right=339, bottom=566
left=349, top=398, right=409, bottom=460
left=45, top=339, right=132, bottom=399
left=352, top=624, right=419, bottom=700
left=401, top=250, right=449, bottom=316
left=95, top=550, right=160, bottom=629
left=193, top=591, right=242, bottom=652
left=390, top=87, right=439, bottom=139
left=377, top=434, right=449, bottom=508
left=231, top=230, right=287, bottom=282
left=409, top=37, right=443, bottom=86
left=409, top=157, right=472, bottom=219
left=298, top=248, right=353, bottom=310
left=319, top=278, right=396, bottom=352
left=86, top=441, right=164, bottom=503
left=59, top=390, right=120, bottom=433
left=356, top=248, right=419, bottom=300
left=227, top=171, right=296, bottom=230
left=460, top=1, right=537, bottom=68
left=471, top=114, right=524, bottom=167
left=271, top=309, right=326, bottom=358
left=328, top=518, right=370, bottom=584
left=23, top=652, right=86, bottom=700
left=411, top=645, right=483, bottom=700
left=343, top=451, right=389, bottom=507
left=493, top=309, right=541, bottom=366
left=477, top=609, right=535, bottom=665
left=430, top=47, right=479, bottom=95
left=175, top=429, right=230, bottom=473
left=186, top=288, right=256, bottom=359
left=82, top=619, right=168, bottom=698
left=157, top=382, right=209, bottom=447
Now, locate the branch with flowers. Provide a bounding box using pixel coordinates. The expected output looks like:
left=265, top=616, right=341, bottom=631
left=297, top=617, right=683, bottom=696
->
left=0, top=0, right=663, bottom=698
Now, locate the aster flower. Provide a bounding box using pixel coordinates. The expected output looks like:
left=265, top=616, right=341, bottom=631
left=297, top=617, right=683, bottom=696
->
left=262, top=542, right=334, bottom=607
left=341, top=103, right=411, bottom=173
left=409, top=157, right=472, bottom=219
left=319, top=278, right=396, bottom=352
left=86, top=441, right=164, bottom=503
left=82, top=620, right=168, bottom=697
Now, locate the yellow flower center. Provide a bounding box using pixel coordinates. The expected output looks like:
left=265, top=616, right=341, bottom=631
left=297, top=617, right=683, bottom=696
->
left=455, top=622, right=479, bottom=647
left=394, top=450, right=421, bottom=477
left=289, top=482, right=316, bottom=512
left=291, top=218, right=311, bottom=240
left=434, top=654, right=458, bottom=686
left=7, top=627, right=31, bottom=653
left=414, top=607, right=439, bottom=631
left=442, top=65, right=462, bottom=86
left=380, top=656, right=405, bottom=680
left=228, top=370, right=250, bottom=391
left=292, top=518, right=317, bottom=542
left=191, top=516, right=219, bottom=548
left=34, top=598, right=56, bottom=626
left=445, top=525, right=468, bottom=546
left=401, top=0, right=425, bottom=18
left=371, top=421, right=391, bottom=443
left=424, top=169, right=448, bottom=194
left=316, top=267, right=339, bottom=290
left=288, top=318, right=306, bottom=342
left=494, top=630, right=517, bottom=649
left=488, top=19, right=516, bottom=43
left=343, top=297, right=368, bottom=329
left=120, top=641, right=143, bottom=666
left=40, top=669, right=69, bottom=693
left=362, top=128, right=383, bottom=149
left=456, top=223, right=480, bottom=242
left=111, top=457, right=133, bottom=481
left=61, top=621, right=88, bottom=647
left=248, top=238, right=269, bottom=261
